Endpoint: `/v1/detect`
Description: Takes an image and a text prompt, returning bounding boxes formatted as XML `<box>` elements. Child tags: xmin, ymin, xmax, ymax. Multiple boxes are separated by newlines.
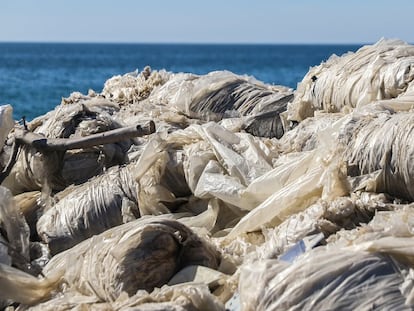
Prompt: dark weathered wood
<box><xmin>14</xmin><ymin>121</ymin><xmax>156</xmax><ymax>151</ymax></box>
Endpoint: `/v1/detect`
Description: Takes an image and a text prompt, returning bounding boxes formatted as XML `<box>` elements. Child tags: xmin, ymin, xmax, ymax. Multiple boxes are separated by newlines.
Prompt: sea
<box><xmin>0</xmin><ymin>43</ymin><xmax>362</xmax><ymax>120</ymax></box>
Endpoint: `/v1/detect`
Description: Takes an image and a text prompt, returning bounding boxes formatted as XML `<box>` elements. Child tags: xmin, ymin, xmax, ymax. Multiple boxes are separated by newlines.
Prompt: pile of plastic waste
<box><xmin>1</xmin><ymin>38</ymin><xmax>414</xmax><ymax>310</ymax></box>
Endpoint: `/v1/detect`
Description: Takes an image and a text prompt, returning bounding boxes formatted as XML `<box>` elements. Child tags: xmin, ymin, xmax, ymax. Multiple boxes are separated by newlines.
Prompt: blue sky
<box><xmin>1</xmin><ymin>0</ymin><xmax>413</xmax><ymax>44</ymax></box>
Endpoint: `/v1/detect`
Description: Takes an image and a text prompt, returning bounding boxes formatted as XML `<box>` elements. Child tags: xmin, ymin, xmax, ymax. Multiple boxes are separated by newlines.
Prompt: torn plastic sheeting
<box><xmin>326</xmin><ymin>207</ymin><xmax>414</xmax><ymax>265</ymax></box>
<box><xmin>228</xmin><ymin>164</ymin><xmax>325</xmax><ymax>238</ymax></box>
<box><xmin>340</xmin><ymin>110</ymin><xmax>414</xmax><ymax>201</ymax></box>
<box><xmin>196</xmin><ymin>122</ymin><xmax>274</xmax><ymax>186</ymax></box>
<box><xmin>228</xmin><ymin>141</ymin><xmax>349</xmax><ymax>238</ymax></box>
<box><xmin>36</xmin><ymin>164</ymin><xmax>138</xmax><ymax>255</ymax></box>
<box><xmin>0</xmin><ymin>186</ymin><xmax>30</xmax><ymax>270</ymax></box>
<box><xmin>276</xmin><ymin>112</ymin><xmax>344</xmax><ymax>154</ymax></box>
<box><xmin>193</xmin><ymin>151</ymin><xmax>316</xmax><ymax>213</ymax></box>
<box><xmin>194</xmin><ymin>160</ymin><xmax>246</xmax><ymax>209</ymax></box>
<box><xmin>244</xmin><ymin>151</ymin><xmax>317</xmax><ymax>203</ymax></box>
<box><xmin>42</xmin><ymin>217</ymin><xmax>221</xmax><ymax>302</ymax></box>
<box><xmin>180</xmin><ymin>122</ymin><xmax>276</xmax><ymax>210</ymax></box>
<box><xmin>0</xmin><ymin>262</ymin><xmax>62</xmax><ymax>305</ymax></box>
<box><xmin>3</xmin><ymin>99</ymin><xmax>133</xmax><ymax>194</ymax></box>
<box><xmin>36</xmin><ymin>135</ymin><xmax>192</xmax><ymax>255</ymax></box>
<box><xmin>288</xmin><ymin>39</ymin><xmax>414</xmax><ymax>121</ymax></box>
<box><xmin>367</xmin><ymin>205</ymin><xmax>414</xmax><ymax>236</ymax></box>
<box><xmin>253</xmin><ymin>192</ymin><xmax>395</xmax><ymax>261</ymax></box>
<box><xmin>0</xmin><ymin>105</ymin><xmax>13</xmax><ymax>152</ymax></box>
<box><xmin>26</xmin><ymin>283</ymin><xmax>225</xmax><ymax>311</ymax></box>
<box><xmin>102</xmin><ymin>67</ymin><xmax>171</xmax><ymax>104</ymax></box>
<box><xmin>165</xmin><ymin>70</ymin><xmax>293</xmax><ymax>138</ymax></box>
<box><xmin>239</xmin><ymin>250</ymin><xmax>413</xmax><ymax>311</ymax></box>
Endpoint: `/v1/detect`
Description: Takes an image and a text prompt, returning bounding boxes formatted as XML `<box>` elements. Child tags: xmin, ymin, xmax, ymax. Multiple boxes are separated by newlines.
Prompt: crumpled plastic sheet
<box><xmin>102</xmin><ymin>67</ymin><xmax>171</xmax><ymax>104</ymax></box>
<box><xmin>41</xmin><ymin>217</ymin><xmax>221</xmax><ymax>301</ymax></box>
<box><xmin>0</xmin><ymin>186</ymin><xmax>30</xmax><ymax>271</ymax></box>
<box><xmin>36</xmin><ymin>164</ymin><xmax>139</xmax><ymax>254</ymax></box>
<box><xmin>239</xmin><ymin>249</ymin><xmax>414</xmax><ymax>311</ymax></box>
<box><xmin>160</xmin><ymin>70</ymin><xmax>293</xmax><ymax>138</ymax></box>
<box><xmin>339</xmin><ymin>109</ymin><xmax>414</xmax><ymax>201</ymax></box>
<box><xmin>276</xmin><ymin>112</ymin><xmax>343</xmax><ymax>154</ymax></box>
<box><xmin>235</xmin><ymin>206</ymin><xmax>414</xmax><ymax>310</ymax></box>
<box><xmin>3</xmin><ymin>40</ymin><xmax>414</xmax><ymax>310</ymax></box>
<box><xmin>0</xmin><ymin>262</ymin><xmax>62</xmax><ymax>306</ymax></box>
<box><xmin>36</xmin><ymin>104</ymin><xmax>414</xmax><ymax>255</ymax></box>
<box><xmin>288</xmin><ymin>38</ymin><xmax>414</xmax><ymax>121</ymax></box>
<box><xmin>253</xmin><ymin>192</ymin><xmax>395</xmax><ymax>260</ymax></box>
<box><xmin>238</xmin><ymin>206</ymin><xmax>414</xmax><ymax>310</ymax></box>
<box><xmin>3</xmin><ymin>97</ymin><xmax>132</xmax><ymax>194</ymax></box>
<box><xmin>327</xmin><ymin>205</ymin><xmax>414</xmax><ymax>249</ymax></box>
<box><xmin>35</xmin><ymin>135</ymin><xmax>194</xmax><ymax>254</ymax></box>
<box><xmin>0</xmin><ymin>105</ymin><xmax>14</xmax><ymax>152</ymax></box>
<box><xmin>35</xmin><ymin>121</ymin><xmax>278</xmax><ymax>254</ymax></box>
<box><xmin>25</xmin><ymin>283</ymin><xmax>224</xmax><ymax>311</ymax></box>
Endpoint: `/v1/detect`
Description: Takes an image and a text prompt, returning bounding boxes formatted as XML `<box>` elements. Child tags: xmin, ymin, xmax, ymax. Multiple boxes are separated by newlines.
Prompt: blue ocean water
<box><xmin>0</xmin><ymin>43</ymin><xmax>362</xmax><ymax>120</ymax></box>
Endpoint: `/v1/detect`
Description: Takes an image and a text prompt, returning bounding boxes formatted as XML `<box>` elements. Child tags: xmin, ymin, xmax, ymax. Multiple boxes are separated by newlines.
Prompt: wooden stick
<box><xmin>14</xmin><ymin>121</ymin><xmax>156</xmax><ymax>151</ymax></box>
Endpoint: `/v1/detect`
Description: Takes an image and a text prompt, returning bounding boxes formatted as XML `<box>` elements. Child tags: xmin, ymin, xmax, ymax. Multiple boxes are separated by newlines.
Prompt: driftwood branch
<box><xmin>14</xmin><ymin>121</ymin><xmax>156</xmax><ymax>151</ymax></box>
<box><xmin>0</xmin><ymin>121</ymin><xmax>155</xmax><ymax>184</ymax></box>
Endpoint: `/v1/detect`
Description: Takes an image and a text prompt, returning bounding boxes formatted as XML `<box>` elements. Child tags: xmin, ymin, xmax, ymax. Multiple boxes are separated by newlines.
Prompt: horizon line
<box><xmin>0</xmin><ymin>40</ymin><xmax>371</xmax><ymax>46</ymax></box>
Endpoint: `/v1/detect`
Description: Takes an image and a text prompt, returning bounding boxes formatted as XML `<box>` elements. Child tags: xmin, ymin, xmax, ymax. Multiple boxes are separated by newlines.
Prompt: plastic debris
<box><xmin>0</xmin><ymin>39</ymin><xmax>414</xmax><ymax>309</ymax></box>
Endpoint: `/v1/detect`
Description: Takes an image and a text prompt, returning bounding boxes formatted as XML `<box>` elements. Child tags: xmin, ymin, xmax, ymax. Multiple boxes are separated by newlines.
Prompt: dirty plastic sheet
<box><xmin>102</xmin><ymin>67</ymin><xmax>171</xmax><ymax>104</ymax></box>
<box><xmin>328</xmin><ymin>206</ymin><xmax>414</xmax><ymax>253</ymax></box>
<box><xmin>228</xmin><ymin>143</ymin><xmax>349</xmax><ymax>237</ymax></box>
<box><xmin>239</xmin><ymin>249</ymin><xmax>414</xmax><ymax>310</ymax></box>
<box><xmin>289</xmin><ymin>39</ymin><xmax>414</xmax><ymax>121</ymax></box>
<box><xmin>0</xmin><ymin>186</ymin><xmax>30</xmax><ymax>269</ymax></box>
<box><xmin>42</xmin><ymin>217</ymin><xmax>221</xmax><ymax>302</ymax></box>
<box><xmin>0</xmin><ymin>262</ymin><xmax>62</xmax><ymax>305</ymax></box>
<box><xmin>253</xmin><ymin>192</ymin><xmax>394</xmax><ymax>260</ymax></box>
<box><xmin>340</xmin><ymin>109</ymin><xmax>414</xmax><ymax>201</ymax></box>
<box><xmin>4</xmin><ymin>98</ymin><xmax>132</xmax><ymax>194</ymax></box>
<box><xmin>154</xmin><ymin>70</ymin><xmax>293</xmax><ymax>138</ymax></box>
<box><xmin>0</xmin><ymin>105</ymin><xmax>13</xmax><ymax>152</ymax></box>
<box><xmin>36</xmin><ymin>135</ymin><xmax>190</xmax><ymax>254</ymax></box>
<box><xmin>36</xmin><ymin>164</ymin><xmax>139</xmax><ymax>254</ymax></box>
<box><xmin>25</xmin><ymin>283</ymin><xmax>224</xmax><ymax>311</ymax></box>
